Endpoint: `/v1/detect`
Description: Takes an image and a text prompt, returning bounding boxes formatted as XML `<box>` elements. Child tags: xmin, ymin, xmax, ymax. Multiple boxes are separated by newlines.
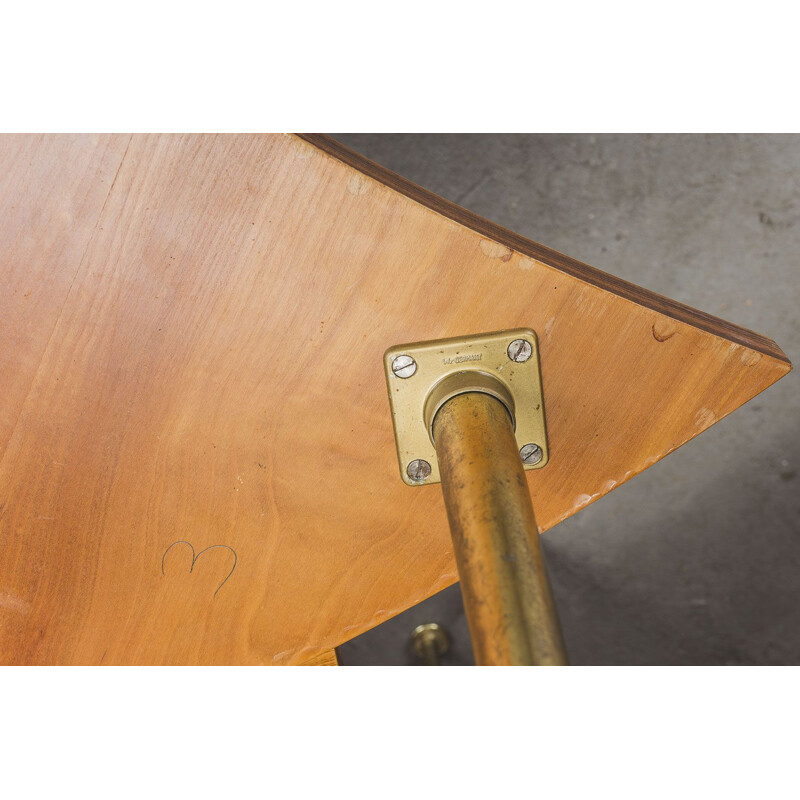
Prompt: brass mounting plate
<box><xmin>383</xmin><ymin>329</ymin><xmax>548</xmax><ymax>486</ymax></box>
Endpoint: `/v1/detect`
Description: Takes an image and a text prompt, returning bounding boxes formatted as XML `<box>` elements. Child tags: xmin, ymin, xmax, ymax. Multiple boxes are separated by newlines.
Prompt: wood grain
<box><xmin>0</xmin><ymin>133</ymin><xmax>790</xmax><ymax>664</ymax></box>
<box><xmin>0</xmin><ymin>134</ymin><xmax>130</xmax><ymax>462</ymax></box>
<box><xmin>300</xmin><ymin>649</ymin><xmax>339</xmax><ymax>666</ymax></box>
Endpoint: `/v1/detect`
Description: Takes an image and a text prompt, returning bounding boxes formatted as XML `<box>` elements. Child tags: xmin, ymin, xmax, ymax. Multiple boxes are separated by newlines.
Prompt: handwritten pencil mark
<box><xmin>161</xmin><ymin>540</ymin><xmax>238</xmax><ymax>598</ymax></box>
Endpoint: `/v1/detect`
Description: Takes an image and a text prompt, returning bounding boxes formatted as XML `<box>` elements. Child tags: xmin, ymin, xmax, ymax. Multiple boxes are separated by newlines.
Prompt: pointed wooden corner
<box><xmin>299</xmin><ymin>133</ymin><xmax>791</xmax><ymax>531</ymax></box>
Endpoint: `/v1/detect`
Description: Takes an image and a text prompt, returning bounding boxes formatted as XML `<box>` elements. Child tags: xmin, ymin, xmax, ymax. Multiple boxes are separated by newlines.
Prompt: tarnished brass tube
<box><xmin>432</xmin><ymin>392</ymin><xmax>568</xmax><ymax>666</ymax></box>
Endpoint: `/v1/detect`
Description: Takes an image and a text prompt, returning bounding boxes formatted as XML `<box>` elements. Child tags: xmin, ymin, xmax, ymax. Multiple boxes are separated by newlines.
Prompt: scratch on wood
<box><xmin>652</xmin><ymin>319</ymin><xmax>677</xmax><ymax>342</ymax></box>
<box><xmin>161</xmin><ymin>540</ymin><xmax>238</xmax><ymax>598</ymax></box>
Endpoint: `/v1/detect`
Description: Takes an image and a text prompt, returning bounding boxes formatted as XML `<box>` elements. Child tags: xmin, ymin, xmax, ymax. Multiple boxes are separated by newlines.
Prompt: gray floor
<box><xmin>333</xmin><ymin>134</ymin><xmax>799</xmax><ymax>666</ymax></box>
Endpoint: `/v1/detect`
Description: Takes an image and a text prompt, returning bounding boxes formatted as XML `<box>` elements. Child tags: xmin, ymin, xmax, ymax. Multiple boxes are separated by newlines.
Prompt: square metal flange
<box><xmin>383</xmin><ymin>328</ymin><xmax>548</xmax><ymax>486</ymax></box>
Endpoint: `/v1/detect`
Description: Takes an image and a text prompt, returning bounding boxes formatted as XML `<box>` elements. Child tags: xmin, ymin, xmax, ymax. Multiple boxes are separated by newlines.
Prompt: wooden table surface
<box><xmin>0</xmin><ymin>134</ymin><xmax>790</xmax><ymax>664</ymax></box>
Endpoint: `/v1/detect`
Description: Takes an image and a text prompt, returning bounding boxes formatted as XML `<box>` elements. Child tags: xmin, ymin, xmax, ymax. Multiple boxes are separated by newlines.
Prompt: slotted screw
<box><xmin>406</xmin><ymin>459</ymin><xmax>431</xmax><ymax>482</ymax></box>
<box><xmin>507</xmin><ymin>339</ymin><xmax>533</xmax><ymax>363</ymax></box>
<box><xmin>520</xmin><ymin>443</ymin><xmax>543</xmax><ymax>465</ymax></box>
<box><xmin>392</xmin><ymin>354</ymin><xmax>417</xmax><ymax>378</ymax></box>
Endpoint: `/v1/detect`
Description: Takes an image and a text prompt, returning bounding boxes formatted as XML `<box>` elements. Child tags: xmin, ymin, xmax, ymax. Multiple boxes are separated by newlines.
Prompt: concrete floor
<box><xmin>333</xmin><ymin>134</ymin><xmax>800</xmax><ymax>665</ymax></box>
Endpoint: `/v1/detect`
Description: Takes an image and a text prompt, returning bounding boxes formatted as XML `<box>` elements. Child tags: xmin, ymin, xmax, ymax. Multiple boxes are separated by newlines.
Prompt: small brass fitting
<box><xmin>383</xmin><ymin>329</ymin><xmax>548</xmax><ymax>486</ymax></box>
<box><xmin>411</xmin><ymin>623</ymin><xmax>450</xmax><ymax>666</ymax></box>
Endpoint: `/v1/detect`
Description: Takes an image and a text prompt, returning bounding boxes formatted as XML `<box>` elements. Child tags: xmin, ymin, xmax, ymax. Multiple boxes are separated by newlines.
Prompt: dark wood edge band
<box><xmin>297</xmin><ymin>133</ymin><xmax>790</xmax><ymax>366</ymax></box>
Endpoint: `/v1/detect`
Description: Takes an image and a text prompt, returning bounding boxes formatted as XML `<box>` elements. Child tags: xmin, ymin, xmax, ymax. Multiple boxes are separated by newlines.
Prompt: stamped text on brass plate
<box><xmin>383</xmin><ymin>329</ymin><xmax>549</xmax><ymax>486</ymax></box>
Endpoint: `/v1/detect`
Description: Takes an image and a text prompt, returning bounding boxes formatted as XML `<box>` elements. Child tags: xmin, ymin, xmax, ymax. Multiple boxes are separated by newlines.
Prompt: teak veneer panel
<box><xmin>0</xmin><ymin>134</ymin><xmax>790</xmax><ymax>664</ymax></box>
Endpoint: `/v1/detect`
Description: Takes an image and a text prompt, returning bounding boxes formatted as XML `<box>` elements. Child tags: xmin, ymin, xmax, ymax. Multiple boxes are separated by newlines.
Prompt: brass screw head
<box><xmin>391</xmin><ymin>354</ymin><xmax>417</xmax><ymax>378</ymax></box>
<box><xmin>520</xmin><ymin>443</ymin><xmax>543</xmax><ymax>465</ymax></box>
<box><xmin>406</xmin><ymin>459</ymin><xmax>431</xmax><ymax>482</ymax></box>
<box><xmin>507</xmin><ymin>338</ymin><xmax>533</xmax><ymax>362</ymax></box>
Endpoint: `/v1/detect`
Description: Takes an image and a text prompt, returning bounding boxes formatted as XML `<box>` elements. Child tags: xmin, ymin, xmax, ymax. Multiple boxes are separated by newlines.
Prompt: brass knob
<box><xmin>410</xmin><ymin>623</ymin><xmax>450</xmax><ymax>665</ymax></box>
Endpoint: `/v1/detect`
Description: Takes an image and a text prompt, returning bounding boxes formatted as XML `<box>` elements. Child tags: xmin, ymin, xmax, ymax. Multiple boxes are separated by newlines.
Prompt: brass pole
<box><xmin>432</xmin><ymin>392</ymin><xmax>568</xmax><ymax>665</ymax></box>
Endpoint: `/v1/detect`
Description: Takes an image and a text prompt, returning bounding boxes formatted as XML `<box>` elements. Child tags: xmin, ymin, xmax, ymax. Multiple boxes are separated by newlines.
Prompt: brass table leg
<box><xmin>432</xmin><ymin>392</ymin><xmax>568</xmax><ymax>666</ymax></box>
